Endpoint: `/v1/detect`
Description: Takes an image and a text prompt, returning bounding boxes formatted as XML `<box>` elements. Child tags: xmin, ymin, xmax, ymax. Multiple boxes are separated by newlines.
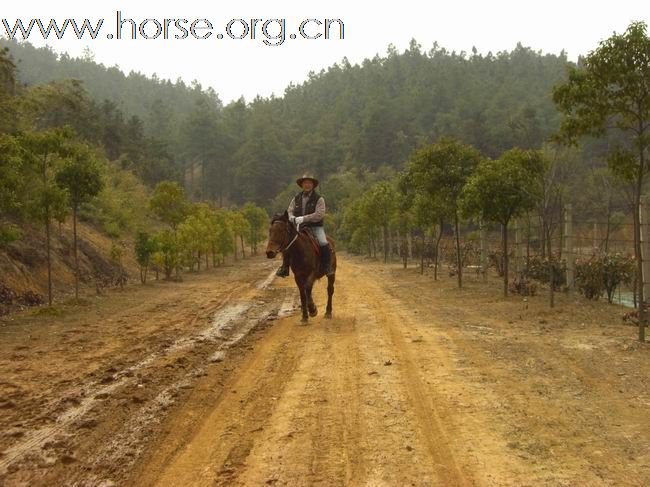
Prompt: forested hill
<box><xmin>1</xmin><ymin>38</ymin><xmax>572</xmax><ymax>207</ymax></box>
<box><xmin>0</xmin><ymin>39</ymin><xmax>210</xmax><ymax>137</ymax></box>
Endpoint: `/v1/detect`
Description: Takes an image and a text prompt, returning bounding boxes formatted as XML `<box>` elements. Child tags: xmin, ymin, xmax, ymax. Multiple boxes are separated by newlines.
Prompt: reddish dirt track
<box><xmin>1</xmin><ymin>254</ymin><xmax>649</xmax><ymax>486</ymax></box>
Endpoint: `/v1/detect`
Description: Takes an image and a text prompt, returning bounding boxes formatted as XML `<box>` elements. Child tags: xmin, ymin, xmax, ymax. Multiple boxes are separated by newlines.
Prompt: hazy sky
<box><xmin>2</xmin><ymin>1</ymin><xmax>649</xmax><ymax>103</ymax></box>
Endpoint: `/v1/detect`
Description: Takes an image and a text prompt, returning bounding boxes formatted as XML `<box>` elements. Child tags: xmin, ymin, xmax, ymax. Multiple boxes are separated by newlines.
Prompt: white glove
<box><xmin>295</xmin><ymin>216</ymin><xmax>305</xmax><ymax>225</ymax></box>
<box><xmin>289</xmin><ymin>215</ymin><xmax>296</xmax><ymax>223</ymax></box>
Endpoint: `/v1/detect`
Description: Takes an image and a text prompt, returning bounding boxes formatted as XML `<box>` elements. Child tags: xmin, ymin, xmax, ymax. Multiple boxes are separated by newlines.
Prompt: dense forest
<box><xmin>1</xmin><ymin>38</ymin><xmax>575</xmax><ymax>208</ymax></box>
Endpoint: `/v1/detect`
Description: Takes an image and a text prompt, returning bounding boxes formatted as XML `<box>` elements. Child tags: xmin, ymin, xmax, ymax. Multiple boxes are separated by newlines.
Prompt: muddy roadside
<box><xmin>0</xmin><ymin>256</ymin><xmax>294</xmax><ymax>486</ymax></box>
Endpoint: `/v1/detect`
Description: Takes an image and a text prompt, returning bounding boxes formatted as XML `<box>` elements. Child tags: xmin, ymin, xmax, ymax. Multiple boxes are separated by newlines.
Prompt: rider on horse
<box><xmin>276</xmin><ymin>173</ymin><xmax>334</xmax><ymax>278</ymax></box>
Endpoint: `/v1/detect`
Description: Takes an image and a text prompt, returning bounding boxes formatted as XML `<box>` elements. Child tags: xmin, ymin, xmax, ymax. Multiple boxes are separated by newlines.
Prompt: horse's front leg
<box><xmin>295</xmin><ymin>276</ymin><xmax>309</xmax><ymax>323</ymax></box>
<box><xmin>307</xmin><ymin>279</ymin><xmax>317</xmax><ymax>317</ymax></box>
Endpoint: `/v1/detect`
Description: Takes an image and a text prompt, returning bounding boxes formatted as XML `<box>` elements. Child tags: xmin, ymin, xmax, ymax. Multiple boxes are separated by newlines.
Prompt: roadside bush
<box><xmin>575</xmin><ymin>253</ymin><xmax>634</xmax><ymax>302</ymax></box>
<box><xmin>526</xmin><ymin>255</ymin><xmax>566</xmax><ymax>290</ymax></box>
<box><xmin>575</xmin><ymin>257</ymin><xmax>603</xmax><ymax>299</ymax></box>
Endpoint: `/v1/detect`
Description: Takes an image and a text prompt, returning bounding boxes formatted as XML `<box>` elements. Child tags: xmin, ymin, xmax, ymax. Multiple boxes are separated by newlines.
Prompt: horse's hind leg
<box><xmin>324</xmin><ymin>274</ymin><xmax>335</xmax><ymax>319</ymax></box>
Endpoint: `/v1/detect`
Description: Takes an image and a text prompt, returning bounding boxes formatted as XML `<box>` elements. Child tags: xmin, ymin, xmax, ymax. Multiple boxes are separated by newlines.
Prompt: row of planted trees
<box><xmin>2</xmin><ymin>120</ymin><xmax>269</xmax><ymax>306</ymax></box>
<box><xmin>339</xmin><ymin>138</ymin><xmax>544</xmax><ymax>295</ymax></box>
<box><xmin>339</xmin><ymin>138</ymin><xmax>641</xmax><ymax>335</ymax></box>
<box><xmin>135</xmin><ymin>181</ymin><xmax>268</xmax><ymax>284</ymax></box>
<box><xmin>338</xmin><ymin>21</ymin><xmax>650</xmax><ymax>342</ymax></box>
<box><xmin>1</xmin><ymin>126</ymin><xmax>105</xmax><ymax>305</ymax></box>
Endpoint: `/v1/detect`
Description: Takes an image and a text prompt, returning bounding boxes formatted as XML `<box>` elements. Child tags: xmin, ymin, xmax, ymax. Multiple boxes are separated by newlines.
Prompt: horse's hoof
<box><xmin>309</xmin><ymin>308</ymin><xmax>318</xmax><ymax>317</ymax></box>
<box><xmin>324</xmin><ymin>312</ymin><xmax>332</xmax><ymax>319</ymax></box>
<box><xmin>300</xmin><ymin>318</ymin><xmax>309</xmax><ymax>325</ymax></box>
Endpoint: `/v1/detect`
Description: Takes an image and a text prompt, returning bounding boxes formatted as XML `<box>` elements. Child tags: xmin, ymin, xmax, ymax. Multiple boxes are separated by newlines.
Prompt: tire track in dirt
<box><xmin>378</xmin><ymin>302</ymin><xmax>469</xmax><ymax>486</ymax></box>
<box><xmin>0</xmin><ymin>281</ymin><xmax>244</xmax><ymax>476</ymax></box>
<box><xmin>351</xmin><ymin>270</ymin><xmax>471</xmax><ymax>487</ymax></box>
<box><xmin>132</xmin><ymin>255</ymin><xmax>473</xmax><ymax>486</ymax></box>
<box><xmin>0</xmin><ymin>265</ymin><xmax>261</xmax><ymax>441</ymax></box>
<box><xmin>0</xmin><ymin>262</ymin><xmax>289</xmax><ymax>484</ymax></box>
<box><xmin>131</xmin><ymin>293</ymin><xmax>303</xmax><ymax>487</ymax></box>
<box><xmin>9</xmin><ymin>253</ymin><xmax>644</xmax><ymax>485</ymax></box>
<box><xmin>231</xmin><ymin>309</ymin><xmax>366</xmax><ymax>486</ymax></box>
<box><xmin>80</xmin><ymin>291</ymin><xmax>299</xmax><ymax>486</ymax></box>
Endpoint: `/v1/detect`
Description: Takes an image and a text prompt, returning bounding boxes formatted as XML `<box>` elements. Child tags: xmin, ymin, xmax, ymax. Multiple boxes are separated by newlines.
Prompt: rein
<box><xmin>274</xmin><ymin>220</ymin><xmax>301</xmax><ymax>253</ymax></box>
<box><xmin>281</xmin><ymin>232</ymin><xmax>299</xmax><ymax>252</ymax></box>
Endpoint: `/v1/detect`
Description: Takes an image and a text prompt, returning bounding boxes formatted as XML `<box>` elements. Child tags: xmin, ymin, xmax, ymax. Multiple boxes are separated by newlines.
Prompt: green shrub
<box><xmin>526</xmin><ymin>255</ymin><xmax>566</xmax><ymax>290</ymax></box>
<box><xmin>575</xmin><ymin>253</ymin><xmax>634</xmax><ymax>302</ymax></box>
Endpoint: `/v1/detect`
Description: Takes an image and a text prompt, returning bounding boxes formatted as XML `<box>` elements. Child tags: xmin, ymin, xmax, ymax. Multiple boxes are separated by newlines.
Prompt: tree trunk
<box><xmin>549</xmin><ymin>257</ymin><xmax>555</xmax><ymax>308</ymax></box>
<box><xmin>539</xmin><ymin>215</ymin><xmax>546</xmax><ymax>259</ymax></box>
<box><xmin>173</xmin><ymin>227</ymin><xmax>180</xmax><ymax>278</ymax></box>
<box><xmin>454</xmin><ymin>211</ymin><xmax>462</xmax><ymax>288</ymax></box>
<box><xmin>45</xmin><ymin>208</ymin><xmax>52</xmax><ymax>306</ymax></box>
<box><xmin>42</xmin><ymin>154</ymin><xmax>53</xmax><ymax>306</ymax></box>
<box><xmin>434</xmin><ymin>219</ymin><xmax>444</xmax><ymax>281</ymax></box>
<box><xmin>635</xmin><ymin>144</ymin><xmax>645</xmax><ymax>342</ymax></box>
<box><xmin>420</xmin><ymin>235</ymin><xmax>425</xmax><ymax>275</ymax></box>
<box><xmin>73</xmin><ymin>205</ymin><xmax>79</xmax><ymax>300</ymax></box>
<box><xmin>240</xmin><ymin>235</ymin><xmax>245</xmax><ymax>258</ymax></box>
<box><xmin>502</xmin><ymin>223</ymin><xmax>509</xmax><ymax>297</ymax></box>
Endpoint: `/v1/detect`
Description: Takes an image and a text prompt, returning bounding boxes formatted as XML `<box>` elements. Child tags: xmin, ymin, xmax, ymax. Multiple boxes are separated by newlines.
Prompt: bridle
<box><xmin>272</xmin><ymin>219</ymin><xmax>300</xmax><ymax>253</ymax></box>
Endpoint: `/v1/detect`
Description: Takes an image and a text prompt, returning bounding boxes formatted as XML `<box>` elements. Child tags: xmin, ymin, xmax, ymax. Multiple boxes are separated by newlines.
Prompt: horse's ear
<box><xmin>282</xmin><ymin>210</ymin><xmax>289</xmax><ymax>220</ymax></box>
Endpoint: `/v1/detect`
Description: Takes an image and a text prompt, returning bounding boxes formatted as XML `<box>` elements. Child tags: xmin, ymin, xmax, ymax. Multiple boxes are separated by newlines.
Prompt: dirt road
<box><xmin>1</xmin><ymin>254</ymin><xmax>649</xmax><ymax>486</ymax></box>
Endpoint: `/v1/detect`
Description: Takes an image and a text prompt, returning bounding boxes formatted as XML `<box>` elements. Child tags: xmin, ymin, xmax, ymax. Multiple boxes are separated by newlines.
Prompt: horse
<box><xmin>266</xmin><ymin>211</ymin><xmax>336</xmax><ymax>323</ymax></box>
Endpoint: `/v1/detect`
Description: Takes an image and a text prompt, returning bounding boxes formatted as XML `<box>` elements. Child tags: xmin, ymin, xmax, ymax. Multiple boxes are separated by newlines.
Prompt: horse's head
<box><xmin>266</xmin><ymin>211</ymin><xmax>292</xmax><ymax>258</ymax></box>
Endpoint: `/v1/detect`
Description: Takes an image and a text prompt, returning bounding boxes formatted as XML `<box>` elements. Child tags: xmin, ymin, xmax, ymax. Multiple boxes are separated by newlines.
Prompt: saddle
<box><xmin>299</xmin><ymin>227</ymin><xmax>331</xmax><ymax>256</ymax></box>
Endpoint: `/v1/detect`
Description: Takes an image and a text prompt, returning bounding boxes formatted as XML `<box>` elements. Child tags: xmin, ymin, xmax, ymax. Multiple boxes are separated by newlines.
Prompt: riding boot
<box><xmin>319</xmin><ymin>244</ymin><xmax>334</xmax><ymax>276</ymax></box>
<box><xmin>276</xmin><ymin>251</ymin><xmax>290</xmax><ymax>277</ymax></box>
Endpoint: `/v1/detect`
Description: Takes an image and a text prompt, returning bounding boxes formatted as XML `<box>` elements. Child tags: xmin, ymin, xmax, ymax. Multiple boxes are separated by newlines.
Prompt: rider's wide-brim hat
<box><xmin>296</xmin><ymin>174</ymin><xmax>319</xmax><ymax>188</ymax></box>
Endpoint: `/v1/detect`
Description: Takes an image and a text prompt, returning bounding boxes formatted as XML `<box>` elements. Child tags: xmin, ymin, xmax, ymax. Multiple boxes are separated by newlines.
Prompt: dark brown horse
<box><xmin>266</xmin><ymin>211</ymin><xmax>336</xmax><ymax>323</ymax></box>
